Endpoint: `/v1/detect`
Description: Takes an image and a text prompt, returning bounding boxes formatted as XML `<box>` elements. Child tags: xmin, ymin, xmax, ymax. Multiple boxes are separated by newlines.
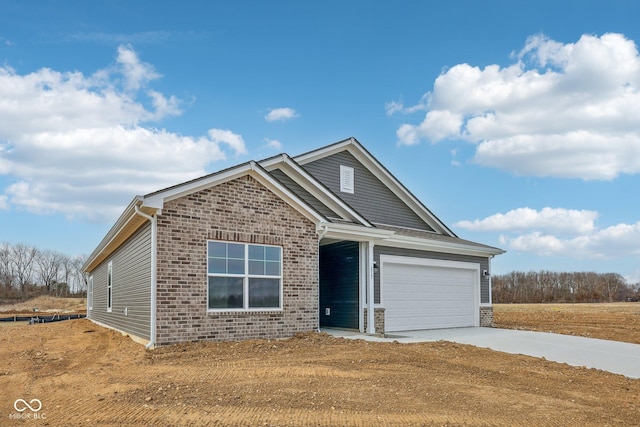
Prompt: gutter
<box><xmin>316</xmin><ymin>223</ymin><xmax>329</xmax><ymax>240</ymax></box>
<box><xmin>134</xmin><ymin>205</ymin><xmax>158</xmax><ymax>350</ymax></box>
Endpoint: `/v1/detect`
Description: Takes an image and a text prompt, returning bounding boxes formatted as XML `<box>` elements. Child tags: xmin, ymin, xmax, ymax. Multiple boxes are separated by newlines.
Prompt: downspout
<box><xmin>135</xmin><ymin>205</ymin><xmax>157</xmax><ymax>350</ymax></box>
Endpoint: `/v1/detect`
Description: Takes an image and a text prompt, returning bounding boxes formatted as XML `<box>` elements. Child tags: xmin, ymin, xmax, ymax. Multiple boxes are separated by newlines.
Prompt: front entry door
<box><xmin>319</xmin><ymin>241</ymin><xmax>359</xmax><ymax>329</ymax></box>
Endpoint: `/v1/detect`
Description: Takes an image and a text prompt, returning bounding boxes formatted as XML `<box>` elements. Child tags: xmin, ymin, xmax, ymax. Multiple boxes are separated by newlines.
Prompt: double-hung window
<box><xmin>207</xmin><ymin>241</ymin><xmax>282</xmax><ymax>310</ymax></box>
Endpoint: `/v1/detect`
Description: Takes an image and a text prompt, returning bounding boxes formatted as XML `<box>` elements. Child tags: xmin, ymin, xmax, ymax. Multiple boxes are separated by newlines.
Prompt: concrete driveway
<box><xmin>323</xmin><ymin>327</ymin><xmax>640</xmax><ymax>379</ymax></box>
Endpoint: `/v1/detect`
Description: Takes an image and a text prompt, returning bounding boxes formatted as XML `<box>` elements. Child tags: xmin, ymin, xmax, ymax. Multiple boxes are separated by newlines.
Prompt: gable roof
<box><xmin>83</xmin><ymin>160</ymin><xmax>327</xmax><ymax>272</ymax></box>
<box><xmin>142</xmin><ymin>160</ymin><xmax>326</xmax><ymax>225</ymax></box>
<box><xmin>84</xmin><ymin>137</ymin><xmax>504</xmax><ymax>272</ymax></box>
<box><xmin>294</xmin><ymin>137</ymin><xmax>457</xmax><ymax>237</ymax></box>
<box><xmin>259</xmin><ymin>153</ymin><xmax>372</xmax><ymax>227</ymax></box>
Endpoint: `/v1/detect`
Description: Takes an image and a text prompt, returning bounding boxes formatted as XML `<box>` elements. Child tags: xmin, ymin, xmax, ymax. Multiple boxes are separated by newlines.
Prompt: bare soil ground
<box><xmin>494</xmin><ymin>302</ymin><xmax>640</xmax><ymax>344</ymax></box>
<box><xmin>1</xmin><ymin>304</ymin><xmax>639</xmax><ymax>426</ymax></box>
<box><xmin>0</xmin><ymin>296</ymin><xmax>86</xmax><ymax>316</ymax></box>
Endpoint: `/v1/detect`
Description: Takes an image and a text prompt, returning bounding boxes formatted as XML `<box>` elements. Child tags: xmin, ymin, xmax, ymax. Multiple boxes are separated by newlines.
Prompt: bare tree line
<box><xmin>0</xmin><ymin>242</ymin><xmax>88</xmax><ymax>300</ymax></box>
<box><xmin>492</xmin><ymin>270</ymin><xmax>640</xmax><ymax>303</ymax></box>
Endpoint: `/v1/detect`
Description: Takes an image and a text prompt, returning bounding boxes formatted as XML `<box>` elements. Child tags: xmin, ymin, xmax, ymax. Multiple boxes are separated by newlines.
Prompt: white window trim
<box><xmin>88</xmin><ymin>275</ymin><xmax>93</xmax><ymax>311</ymax></box>
<box><xmin>107</xmin><ymin>261</ymin><xmax>113</xmax><ymax>313</ymax></box>
<box><xmin>207</xmin><ymin>241</ymin><xmax>283</xmax><ymax>312</ymax></box>
<box><xmin>340</xmin><ymin>165</ymin><xmax>354</xmax><ymax>194</ymax></box>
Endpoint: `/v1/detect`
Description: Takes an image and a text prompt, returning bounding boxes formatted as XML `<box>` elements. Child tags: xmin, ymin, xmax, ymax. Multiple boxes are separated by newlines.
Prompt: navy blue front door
<box><xmin>319</xmin><ymin>241</ymin><xmax>359</xmax><ymax>329</ymax></box>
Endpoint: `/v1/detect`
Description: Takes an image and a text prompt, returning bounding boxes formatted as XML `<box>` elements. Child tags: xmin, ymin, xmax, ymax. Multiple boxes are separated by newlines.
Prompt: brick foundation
<box><xmin>363</xmin><ymin>307</ymin><xmax>385</xmax><ymax>334</ymax></box>
<box><xmin>480</xmin><ymin>306</ymin><xmax>493</xmax><ymax>327</ymax></box>
<box><xmin>155</xmin><ymin>175</ymin><xmax>319</xmax><ymax>346</ymax></box>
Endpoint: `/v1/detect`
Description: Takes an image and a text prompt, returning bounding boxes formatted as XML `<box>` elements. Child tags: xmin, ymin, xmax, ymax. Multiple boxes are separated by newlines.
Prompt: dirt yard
<box><xmin>494</xmin><ymin>302</ymin><xmax>640</xmax><ymax>344</ymax></box>
<box><xmin>0</xmin><ymin>296</ymin><xmax>86</xmax><ymax>316</ymax></box>
<box><xmin>1</xmin><ymin>304</ymin><xmax>639</xmax><ymax>426</ymax></box>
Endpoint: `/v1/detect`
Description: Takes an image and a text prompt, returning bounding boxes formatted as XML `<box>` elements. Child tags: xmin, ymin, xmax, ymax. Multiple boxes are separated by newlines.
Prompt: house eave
<box><xmin>318</xmin><ymin>222</ymin><xmax>395</xmax><ymax>242</ymax></box>
<box><xmin>84</xmin><ymin>162</ymin><xmax>328</xmax><ymax>273</ymax></box>
<box><xmin>294</xmin><ymin>137</ymin><xmax>456</xmax><ymax>237</ymax></box>
<box><xmin>83</xmin><ymin>198</ymin><xmax>158</xmax><ymax>273</ymax></box>
<box><xmin>381</xmin><ymin>234</ymin><xmax>506</xmax><ymax>258</ymax></box>
<box><xmin>260</xmin><ymin>154</ymin><xmax>372</xmax><ymax>227</ymax></box>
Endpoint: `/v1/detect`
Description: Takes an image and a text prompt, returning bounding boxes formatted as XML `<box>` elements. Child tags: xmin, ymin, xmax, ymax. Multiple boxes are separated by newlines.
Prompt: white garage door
<box><xmin>381</xmin><ymin>255</ymin><xmax>480</xmax><ymax>332</ymax></box>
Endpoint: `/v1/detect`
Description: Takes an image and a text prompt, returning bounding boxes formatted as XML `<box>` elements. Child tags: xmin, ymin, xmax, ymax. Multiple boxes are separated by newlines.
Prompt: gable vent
<box><xmin>340</xmin><ymin>165</ymin><xmax>354</xmax><ymax>194</ymax></box>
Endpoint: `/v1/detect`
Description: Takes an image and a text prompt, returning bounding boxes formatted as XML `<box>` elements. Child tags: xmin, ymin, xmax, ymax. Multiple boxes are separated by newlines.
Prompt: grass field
<box><xmin>0</xmin><ymin>295</ymin><xmax>86</xmax><ymax>314</ymax></box>
<box><xmin>493</xmin><ymin>302</ymin><xmax>640</xmax><ymax>344</ymax></box>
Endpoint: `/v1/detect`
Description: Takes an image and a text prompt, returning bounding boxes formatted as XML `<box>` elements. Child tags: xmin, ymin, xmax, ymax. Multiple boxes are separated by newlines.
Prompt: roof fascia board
<box><xmin>262</xmin><ymin>155</ymin><xmax>372</xmax><ymax>226</ymax></box>
<box><xmin>83</xmin><ymin>196</ymin><xmax>147</xmax><ymax>272</ymax></box>
<box><xmin>294</xmin><ymin>138</ymin><xmax>353</xmax><ymax>165</ymax></box>
<box><xmin>318</xmin><ymin>222</ymin><xmax>395</xmax><ymax>242</ymax></box>
<box><xmin>343</xmin><ymin>141</ymin><xmax>455</xmax><ymax>236</ymax></box>
<box><xmin>145</xmin><ymin>161</ymin><xmax>327</xmax><ymax>224</ymax></box>
<box><xmin>382</xmin><ymin>234</ymin><xmax>506</xmax><ymax>257</ymax></box>
<box><xmin>85</xmin><ymin>162</ymin><xmax>328</xmax><ymax>273</ymax></box>
<box><xmin>247</xmin><ymin>164</ymin><xmax>328</xmax><ymax>224</ymax></box>
<box><xmin>144</xmin><ymin>163</ymin><xmax>254</xmax><ymax>208</ymax></box>
<box><xmin>295</xmin><ymin>137</ymin><xmax>456</xmax><ymax>237</ymax></box>
<box><xmin>317</xmin><ymin>221</ymin><xmax>504</xmax><ymax>256</ymax></box>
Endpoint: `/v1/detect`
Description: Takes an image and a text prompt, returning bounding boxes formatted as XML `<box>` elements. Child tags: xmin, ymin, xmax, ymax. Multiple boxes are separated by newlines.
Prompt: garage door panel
<box><xmin>382</xmin><ymin>258</ymin><xmax>479</xmax><ymax>332</ymax></box>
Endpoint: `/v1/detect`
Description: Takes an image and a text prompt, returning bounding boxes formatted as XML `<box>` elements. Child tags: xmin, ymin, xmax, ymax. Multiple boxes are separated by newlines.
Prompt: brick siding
<box><xmin>155</xmin><ymin>175</ymin><xmax>319</xmax><ymax>345</ymax></box>
<box><xmin>479</xmin><ymin>306</ymin><xmax>493</xmax><ymax>327</ymax></box>
<box><xmin>363</xmin><ymin>307</ymin><xmax>385</xmax><ymax>334</ymax></box>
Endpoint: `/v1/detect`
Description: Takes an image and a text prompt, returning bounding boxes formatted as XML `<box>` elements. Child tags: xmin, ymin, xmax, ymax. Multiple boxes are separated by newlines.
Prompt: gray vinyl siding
<box><xmin>268</xmin><ymin>169</ymin><xmax>337</xmax><ymax>219</ymax></box>
<box><xmin>374</xmin><ymin>246</ymin><xmax>491</xmax><ymax>304</ymax></box>
<box><xmin>89</xmin><ymin>222</ymin><xmax>152</xmax><ymax>340</ymax></box>
<box><xmin>303</xmin><ymin>151</ymin><xmax>434</xmax><ymax>231</ymax></box>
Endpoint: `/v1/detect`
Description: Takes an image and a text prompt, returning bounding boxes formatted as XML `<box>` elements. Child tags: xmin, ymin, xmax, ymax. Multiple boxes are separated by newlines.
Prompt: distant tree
<box><xmin>0</xmin><ymin>242</ymin><xmax>14</xmax><ymax>293</ymax></box>
<box><xmin>11</xmin><ymin>244</ymin><xmax>39</xmax><ymax>295</ymax></box>
<box><xmin>0</xmin><ymin>243</ymin><xmax>89</xmax><ymax>299</ymax></box>
<box><xmin>492</xmin><ymin>270</ymin><xmax>634</xmax><ymax>303</ymax></box>
<box><xmin>70</xmin><ymin>254</ymin><xmax>88</xmax><ymax>294</ymax></box>
<box><xmin>36</xmin><ymin>249</ymin><xmax>64</xmax><ymax>294</ymax></box>
<box><xmin>52</xmin><ymin>281</ymin><xmax>70</xmax><ymax>296</ymax></box>
<box><xmin>599</xmin><ymin>273</ymin><xmax>625</xmax><ymax>302</ymax></box>
<box><xmin>59</xmin><ymin>254</ymin><xmax>73</xmax><ymax>296</ymax></box>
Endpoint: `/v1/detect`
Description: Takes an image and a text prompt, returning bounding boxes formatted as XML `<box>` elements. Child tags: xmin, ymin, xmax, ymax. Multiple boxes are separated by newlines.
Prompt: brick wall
<box><xmin>155</xmin><ymin>175</ymin><xmax>319</xmax><ymax>345</ymax></box>
<box><xmin>479</xmin><ymin>306</ymin><xmax>493</xmax><ymax>327</ymax></box>
<box><xmin>363</xmin><ymin>307</ymin><xmax>385</xmax><ymax>334</ymax></box>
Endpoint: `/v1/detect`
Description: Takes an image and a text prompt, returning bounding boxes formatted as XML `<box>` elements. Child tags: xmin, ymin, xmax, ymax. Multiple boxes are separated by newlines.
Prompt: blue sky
<box><xmin>1</xmin><ymin>1</ymin><xmax>639</xmax><ymax>282</ymax></box>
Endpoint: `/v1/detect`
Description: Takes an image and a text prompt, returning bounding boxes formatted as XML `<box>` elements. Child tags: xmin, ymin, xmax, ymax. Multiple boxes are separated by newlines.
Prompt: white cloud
<box><xmin>500</xmin><ymin>221</ymin><xmax>640</xmax><ymax>258</ymax></box>
<box><xmin>263</xmin><ymin>138</ymin><xmax>282</xmax><ymax>150</ymax></box>
<box><xmin>208</xmin><ymin>129</ymin><xmax>247</xmax><ymax>155</ymax></box>
<box><xmin>450</xmin><ymin>148</ymin><xmax>461</xmax><ymax>167</ymax></box>
<box><xmin>385</xmin><ymin>100</ymin><xmax>405</xmax><ymax>116</ymax></box>
<box><xmin>462</xmin><ymin>207</ymin><xmax>640</xmax><ymax>259</ymax></box>
<box><xmin>265</xmin><ymin>107</ymin><xmax>298</xmax><ymax>122</ymax></box>
<box><xmin>116</xmin><ymin>44</ymin><xmax>160</xmax><ymax>91</ymax></box>
<box><xmin>456</xmin><ymin>207</ymin><xmax>598</xmax><ymax>235</ymax></box>
<box><xmin>397</xmin><ymin>110</ymin><xmax>462</xmax><ymax>145</ymax></box>
<box><xmin>0</xmin><ymin>46</ymin><xmax>246</xmax><ymax>222</ymax></box>
<box><xmin>394</xmin><ymin>33</ymin><xmax>640</xmax><ymax>180</ymax></box>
